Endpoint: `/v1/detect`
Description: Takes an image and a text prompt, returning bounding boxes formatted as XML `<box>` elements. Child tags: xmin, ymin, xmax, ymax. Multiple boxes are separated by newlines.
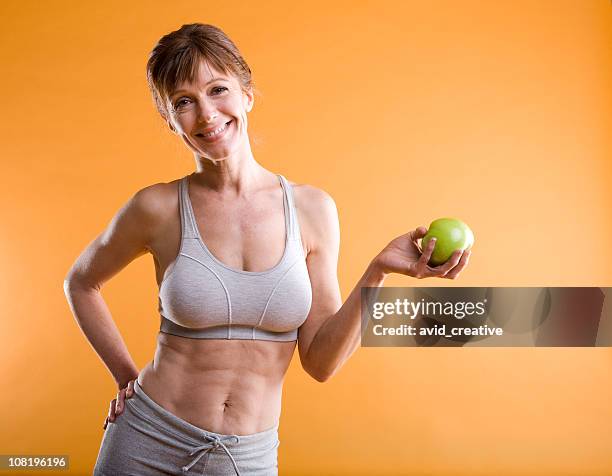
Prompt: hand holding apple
<box><xmin>421</xmin><ymin>218</ymin><xmax>474</xmax><ymax>266</ymax></box>
<box><xmin>373</xmin><ymin>222</ymin><xmax>472</xmax><ymax>280</ymax></box>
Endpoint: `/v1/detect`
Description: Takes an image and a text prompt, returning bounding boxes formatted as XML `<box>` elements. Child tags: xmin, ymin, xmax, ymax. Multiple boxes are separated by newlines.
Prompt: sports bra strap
<box><xmin>178</xmin><ymin>176</ymin><xmax>198</xmax><ymax>239</ymax></box>
<box><xmin>277</xmin><ymin>174</ymin><xmax>301</xmax><ymax>242</ymax></box>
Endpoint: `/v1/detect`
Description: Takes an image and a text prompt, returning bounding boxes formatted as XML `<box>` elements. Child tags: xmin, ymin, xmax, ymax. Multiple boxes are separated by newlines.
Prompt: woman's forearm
<box><xmin>305</xmin><ymin>260</ymin><xmax>386</xmax><ymax>382</ymax></box>
<box><xmin>63</xmin><ymin>280</ymin><xmax>139</xmax><ymax>390</ymax></box>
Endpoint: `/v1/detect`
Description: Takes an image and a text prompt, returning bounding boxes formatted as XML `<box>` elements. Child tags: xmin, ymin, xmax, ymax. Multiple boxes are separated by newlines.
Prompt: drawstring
<box><xmin>181</xmin><ymin>434</ymin><xmax>241</xmax><ymax>475</ymax></box>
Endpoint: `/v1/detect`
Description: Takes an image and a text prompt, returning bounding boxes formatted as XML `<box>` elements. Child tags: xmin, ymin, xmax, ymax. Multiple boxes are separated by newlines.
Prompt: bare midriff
<box><xmin>138</xmin><ymin>332</ymin><xmax>297</xmax><ymax>436</ymax></box>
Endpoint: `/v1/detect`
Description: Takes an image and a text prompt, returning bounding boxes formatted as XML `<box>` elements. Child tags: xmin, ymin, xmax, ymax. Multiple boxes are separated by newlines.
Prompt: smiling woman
<box><xmin>145</xmin><ymin>24</ymin><xmax>257</xmax><ymax>166</ymax></box>
<box><xmin>62</xmin><ymin>22</ymin><xmax>471</xmax><ymax>476</ymax></box>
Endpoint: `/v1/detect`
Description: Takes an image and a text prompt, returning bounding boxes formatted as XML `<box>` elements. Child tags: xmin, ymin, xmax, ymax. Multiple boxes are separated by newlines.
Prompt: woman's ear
<box><xmin>243</xmin><ymin>89</ymin><xmax>254</xmax><ymax>113</ymax></box>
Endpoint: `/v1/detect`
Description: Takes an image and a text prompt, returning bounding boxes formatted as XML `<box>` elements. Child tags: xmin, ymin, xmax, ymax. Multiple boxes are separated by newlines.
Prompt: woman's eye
<box><xmin>175</xmin><ymin>98</ymin><xmax>191</xmax><ymax>109</ymax></box>
<box><xmin>173</xmin><ymin>87</ymin><xmax>226</xmax><ymax>110</ymax></box>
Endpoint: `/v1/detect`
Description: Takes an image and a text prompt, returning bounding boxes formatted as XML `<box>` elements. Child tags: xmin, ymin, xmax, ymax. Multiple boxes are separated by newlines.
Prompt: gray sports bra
<box><xmin>158</xmin><ymin>174</ymin><xmax>312</xmax><ymax>341</ymax></box>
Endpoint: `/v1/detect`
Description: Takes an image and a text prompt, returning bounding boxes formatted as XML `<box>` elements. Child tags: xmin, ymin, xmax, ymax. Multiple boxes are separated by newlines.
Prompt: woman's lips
<box><xmin>196</xmin><ymin>120</ymin><xmax>232</xmax><ymax>143</ymax></box>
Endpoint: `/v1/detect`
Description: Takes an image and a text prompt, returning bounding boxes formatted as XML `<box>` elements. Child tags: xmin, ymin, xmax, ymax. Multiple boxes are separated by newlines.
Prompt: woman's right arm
<box><xmin>63</xmin><ymin>186</ymin><xmax>161</xmax><ymax>391</ymax></box>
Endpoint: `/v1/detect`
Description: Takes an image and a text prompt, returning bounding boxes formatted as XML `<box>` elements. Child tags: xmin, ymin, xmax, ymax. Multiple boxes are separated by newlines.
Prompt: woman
<box><xmin>63</xmin><ymin>23</ymin><xmax>471</xmax><ymax>476</ymax></box>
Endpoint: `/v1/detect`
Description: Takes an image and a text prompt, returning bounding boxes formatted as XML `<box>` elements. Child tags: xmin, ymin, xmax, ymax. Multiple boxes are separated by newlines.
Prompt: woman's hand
<box><xmin>103</xmin><ymin>379</ymin><xmax>136</xmax><ymax>430</ymax></box>
<box><xmin>373</xmin><ymin>226</ymin><xmax>471</xmax><ymax>279</ymax></box>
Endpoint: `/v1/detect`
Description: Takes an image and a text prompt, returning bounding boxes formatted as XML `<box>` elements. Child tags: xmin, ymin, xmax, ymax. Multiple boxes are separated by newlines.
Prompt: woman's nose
<box><xmin>196</xmin><ymin>102</ymin><xmax>218</xmax><ymax>124</ymax></box>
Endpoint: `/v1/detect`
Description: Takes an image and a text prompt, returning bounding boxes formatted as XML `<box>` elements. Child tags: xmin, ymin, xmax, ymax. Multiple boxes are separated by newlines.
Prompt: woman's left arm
<box><xmin>297</xmin><ymin>188</ymin><xmax>471</xmax><ymax>383</ymax></box>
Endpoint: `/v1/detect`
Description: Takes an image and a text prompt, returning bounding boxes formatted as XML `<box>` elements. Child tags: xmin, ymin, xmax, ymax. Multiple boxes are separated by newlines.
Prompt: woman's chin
<box><xmin>199</xmin><ymin>151</ymin><xmax>231</xmax><ymax>164</ymax></box>
<box><xmin>209</xmin><ymin>155</ymin><xmax>230</xmax><ymax>165</ymax></box>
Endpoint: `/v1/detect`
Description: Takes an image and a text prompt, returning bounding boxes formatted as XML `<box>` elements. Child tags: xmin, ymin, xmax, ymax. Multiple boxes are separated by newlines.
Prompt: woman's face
<box><xmin>166</xmin><ymin>60</ymin><xmax>253</xmax><ymax>161</ymax></box>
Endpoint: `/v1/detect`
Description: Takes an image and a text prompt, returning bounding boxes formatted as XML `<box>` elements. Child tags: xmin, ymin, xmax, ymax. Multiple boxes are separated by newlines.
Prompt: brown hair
<box><xmin>146</xmin><ymin>23</ymin><xmax>255</xmax><ymax>120</ymax></box>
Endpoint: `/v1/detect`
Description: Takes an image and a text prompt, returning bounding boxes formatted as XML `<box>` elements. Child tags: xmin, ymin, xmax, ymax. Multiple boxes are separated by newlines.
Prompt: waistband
<box><xmin>131</xmin><ymin>380</ymin><xmax>279</xmax><ymax>475</ymax></box>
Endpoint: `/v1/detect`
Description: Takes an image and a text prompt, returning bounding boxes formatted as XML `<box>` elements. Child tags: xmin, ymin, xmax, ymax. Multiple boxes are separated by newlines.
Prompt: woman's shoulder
<box><xmin>133</xmin><ymin>176</ymin><xmax>180</xmax><ymax>201</ymax></box>
<box><xmin>288</xmin><ymin>180</ymin><xmax>335</xmax><ymax>210</ymax></box>
<box><xmin>126</xmin><ymin>176</ymin><xmax>183</xmax><ymax>223</ymax></box>
<box><xmin>287</xmin><ymin>180</ymin><xmax>338</xmax><ymax>233</ymax></box>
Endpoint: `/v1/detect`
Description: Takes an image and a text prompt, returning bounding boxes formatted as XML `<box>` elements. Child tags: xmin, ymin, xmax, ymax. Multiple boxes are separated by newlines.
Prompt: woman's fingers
<box><xmin>108</xmin><ymin>398</ymin><xmax>117</xmax><ymax>423</ymax></box>
<box><xmin>444</xmin><ymin>248</ymin><xmax>472</xmax><ymax>279</ymax></box>
<box><xmin>421</xmin><ymin>247</ymin><xmax>470</xmax><ymax>279</ymax></box>
<box><xmin>434</xmin><ymin>249</ymin><xmax>464</xmax><ymax>277</ymax></box>
<box><xmin>126</xmin><ymin>380</ymin><xmax>135</xmax><ymax>399</ymax></box>
<box><xmin>115</xmin><ymin>388</ymin><xmax>127</xmax><ymax>415</ymax></box>
<box><xmin>409</xmin><ymin>226</ymin><xmax>428</xmax><ymax>253</ymax></box>
<box><xmin>110</xmin><ymin>379</ymin><xmax>137</xmax><ymax>426</ymax></box>
<box><xmin>409</xmin><ymin>226</ymin><xmax>428</xmax><ymax>242</ymax></box>
<box><xmin>413</xmin><ymin>238</ymin><xmax>436</xmax><ymax>278</ymax></box>
<box><xmin>105</xmin><ymin>380</ymin><xmax>136</xmax><ymax>430</ymax></box>
<box><xmin>421</xmin><ymin>237</ymin><xmax>436</xmax><ymax>266</ymax></box>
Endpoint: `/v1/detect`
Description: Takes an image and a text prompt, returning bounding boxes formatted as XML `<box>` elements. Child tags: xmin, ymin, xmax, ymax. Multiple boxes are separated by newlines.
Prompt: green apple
<box><xmin>421</xmin><ymin>218</ymin><xmax>474</xmax><ymax>266</ymax></box>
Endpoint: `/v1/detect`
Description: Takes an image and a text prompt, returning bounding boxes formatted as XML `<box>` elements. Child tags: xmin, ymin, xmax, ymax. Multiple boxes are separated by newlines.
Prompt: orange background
<box><xmin>1</xmin><ymin>0</ymin><xmax>611</xmax><ymax>475</ymax></box>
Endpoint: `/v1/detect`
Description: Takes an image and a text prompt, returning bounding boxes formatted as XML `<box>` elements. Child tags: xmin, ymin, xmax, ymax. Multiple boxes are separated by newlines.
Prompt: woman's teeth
<box><xmin>201</xmin><ymin>121</ymin><xmax>230</xmax><ymax>138</ymax></box>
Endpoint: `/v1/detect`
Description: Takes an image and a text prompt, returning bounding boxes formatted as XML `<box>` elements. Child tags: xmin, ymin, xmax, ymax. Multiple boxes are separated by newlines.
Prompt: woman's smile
<box><xmin>195</xmin><ymin>119</ymin><xmax>233</xmax><ymax>143</ymax></box>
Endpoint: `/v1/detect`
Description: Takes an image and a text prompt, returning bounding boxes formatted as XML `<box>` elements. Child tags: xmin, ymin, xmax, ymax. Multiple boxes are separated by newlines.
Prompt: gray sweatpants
<box><xmin>93</xmin><ymin>380</ymin><xmax>280</xmax><ymax>475</ymax></box>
